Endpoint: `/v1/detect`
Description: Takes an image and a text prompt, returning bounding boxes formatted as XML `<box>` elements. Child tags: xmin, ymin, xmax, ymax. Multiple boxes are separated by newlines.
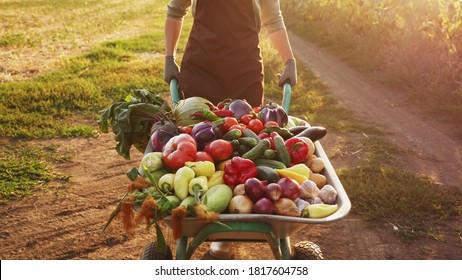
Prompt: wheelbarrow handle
<box><xmin>282</xmin><ymin>83</ymin><xmax>292</xmax><ymax>114</ymax></box>
<box><xmin>170</xmin><ymin>78</ymin><xmax>180</xmax><ymax>106</ymax></box>
<box><xmin>170</xmin><ymin>79</ymin><xmax>291</xmax><ymax>112</ymax></box>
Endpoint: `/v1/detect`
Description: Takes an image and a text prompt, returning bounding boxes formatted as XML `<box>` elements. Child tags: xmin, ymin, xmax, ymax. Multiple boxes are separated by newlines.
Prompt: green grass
<box><xmin>281</xmin><ymin>0</ymin><xmax>462</xmax><ymax>131</ymax></box>
<box><xmin>339</xmin><ymin>135</ymin><xmax>462</xmax><ymax>241</ymax></box>
<box><xmin>0</xmin><ymin>142</ymin><xmax>72</xmax><ymax>205</ymax></box>
<box><xmin>1</xmin><ymin>0</ymin><xmax>460</xmax><ymax>244</ymax></box>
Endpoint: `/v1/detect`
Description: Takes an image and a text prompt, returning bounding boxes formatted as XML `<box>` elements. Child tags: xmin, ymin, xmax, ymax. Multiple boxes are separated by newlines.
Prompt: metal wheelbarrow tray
<box><xmin>150</xmin><ymin>81</ymin><xmax>351</xmax><ymax>259</ymax></box>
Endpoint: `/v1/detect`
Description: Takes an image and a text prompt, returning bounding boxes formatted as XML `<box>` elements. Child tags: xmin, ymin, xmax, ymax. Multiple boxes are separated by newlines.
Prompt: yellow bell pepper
<box><xmin>185</xmin><ymin>161</ymin><xmax>216</xmax><ymax>177</ymax></box>
<box><xmin>207</xmin><ymin>170</ymin><xmax>225</xmax><ymax>188</ymax></box>
<box><xmin>302</xmin><ymin>204</ymin><xmax>338</xmax><ymax>218</ymax></box>
<box><xmin>188</xmin><ymin>175</ymin><xmax>209</xmax><ymax>197</ymax></box>
<box><xmin>158</xmin><ymin>173</ymin><xmax>175</xmax><ymax>194</ymax></box>
<box><xmin>174</xmin><ymin>166</ymin><xmax>195</xmax><ymax>200</ymax></box>
<box><xmin>285</xmin><ymin>163</ymin><xmax>311</xmax><ymax>178</ymax></box>
<box><xmin>275</xmin><ymin>169</ymin><xmax>308</xmax><ymax>184</ymax></box>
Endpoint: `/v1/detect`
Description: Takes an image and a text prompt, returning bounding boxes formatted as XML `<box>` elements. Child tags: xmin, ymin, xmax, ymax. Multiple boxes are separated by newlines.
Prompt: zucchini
<box><xmin>256</xmin><ymin>166</ymin><xmax>280</xmax><ymax>183</ymax></box>
<box><xmin>254</xmin><ymin>158</ymin><xmax>287</xmax><ymax>169</ymax></box>
<box><xmin>223</xmin><ymin>129</ymin><xmax>242</xmax><ymax>141</ymax></box>
<box><xmin>238</xmin><ymin>137</ymin><xmax>258</xmax><ymax>147</ymax></box>
<box><xmin>238</xmin><ymin>144</ymin><xmax>251</xmax><ymax>156</ymax></box>
<box><xmin>242</xmin><ymin>128</ymin><xmax>260</xmax><ymax>141</ymax></box>
<box><xmin>242</xmin><ymin>139</ymin><xmax>271</xmax><ymax>161</ymax></box>
<box><xmin>273</xmin><ymin>135</ymin><xmax>291</xmax><ymax>167</ymax></box>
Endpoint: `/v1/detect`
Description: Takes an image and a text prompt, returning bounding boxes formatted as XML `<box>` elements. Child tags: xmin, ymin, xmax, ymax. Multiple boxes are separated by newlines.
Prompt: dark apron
<box><xmin>179</xmin><ymin>0</ymin><xmax>264</xmax><ymax>107</ymax></box>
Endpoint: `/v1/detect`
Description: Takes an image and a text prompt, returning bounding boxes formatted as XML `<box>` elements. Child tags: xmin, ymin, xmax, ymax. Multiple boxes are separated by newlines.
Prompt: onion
<box><xmin>277</xmin><ymin>178</ymin><xmax>301</xmax><ymax>200</ymax></box>
<box><xmin>233</xmin><ymin>184</ymin><xmax>246</xmax><ymax>196</ymax></box>
<box><xmin>244</xmin><ymin>177</ymin><xmax>267</xmax><ymax>202</ymax></box>
<box><xmin>151</xmin><ymin>121</ymin><xmax>180</xmax><ymax>152</ymax></box>
<box><xmin>265</xmin><ymin>183</ymin><xmax>282</xmax><ymax>201</ymax></box>
<box><xmin>228</xmin><ymin>195</ymin><xmax>254</xmax><ymax>214</ymax></box>
<box><xmin>226</xmin><ymin>99</ymin><xmax>253</xmax><ymax>119</ymax></box>
<box><xmin>274</xmin><ymin>198</ymin><xmax>301</xmax><ymax>217</ymax></box>
<box><xmin>253</xmin><ymin>197</ymin><xmax>276</xmax><ymax>214</ymax></box>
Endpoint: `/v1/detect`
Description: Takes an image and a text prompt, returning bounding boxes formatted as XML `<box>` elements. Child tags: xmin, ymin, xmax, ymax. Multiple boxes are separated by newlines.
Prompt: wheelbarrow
<box><xmin>141</xmin><ymin>80</ymin><xmax>351</xmax><ymax>260</ymax></box>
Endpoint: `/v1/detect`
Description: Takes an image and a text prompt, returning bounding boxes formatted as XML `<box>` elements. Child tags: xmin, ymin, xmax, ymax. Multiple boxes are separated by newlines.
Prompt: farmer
<box><xmin>163</xmin><ymin>0</ymin><xmax>297</xmax><ymax>108</ymax></box>
<box><xmin>163</xmin><ymin>0</ymin><xmax>297</xmax><ymax>259</ymax></box>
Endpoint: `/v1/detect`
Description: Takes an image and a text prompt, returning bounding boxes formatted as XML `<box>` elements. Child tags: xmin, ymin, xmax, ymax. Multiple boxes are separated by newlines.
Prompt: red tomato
<box><xmin>221</xmin><ymin>117</ymin><xmax>239</xmax><ymax>133</ymax></box>
<box><xmin>178</xmin><ymin>126</ymin><xmax>192</xmax><ymax>134</ymax></box>
<box><xmin>248</xmin><ymin>119</ymin><xmax>264</xmax><ymax>134</ymax></box>
<box><xmin>162</xmin><ymin>134</ymin><xmax>197</xmax><ymax>170</ymax></box>
<box><xmin>194</xmin><ymin>151</ymin><xmax>214</xmax><ymax>162</ymax></box>
<box><xmin>229</xmin><ymin>124</ymin><xmax>244</xmax><ymax>132</ymax></box>
<box><xmin>204</xmin><ymin>139</ymin><xmax>234</xmax><ymax>161</ymax></box>
<box><xmin>239</xmin><ymin>114</ymin><xmax>254</xmax><ymax>125</ymax></box>
<box><xmin>264</xmin><ymin>121</ymin><xmax>280</xmax><ymax>128</ymax></box>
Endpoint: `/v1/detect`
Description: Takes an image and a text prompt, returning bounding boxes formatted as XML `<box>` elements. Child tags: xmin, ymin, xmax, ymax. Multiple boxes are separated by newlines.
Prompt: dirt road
<box><xmin>1</xmin><ymin>33</ymin><xmax>461</xmax><ymax>260</ymax></box>
<box><xmin>288</xmin><ymin>31</ymin><xmax>462</xmax><ymax>189</ymax></box>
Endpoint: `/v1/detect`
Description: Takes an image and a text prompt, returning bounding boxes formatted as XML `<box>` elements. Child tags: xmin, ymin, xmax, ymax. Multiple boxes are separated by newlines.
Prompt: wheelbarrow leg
<box><xmin>176</xmin><ymin>236</ymin><xmax>188</xmax><ymax>260</ymax></box>
<box><xmin>280</xmin><ymin>237</ymin><xmax>292</xmax><ymax>260</ymax></box>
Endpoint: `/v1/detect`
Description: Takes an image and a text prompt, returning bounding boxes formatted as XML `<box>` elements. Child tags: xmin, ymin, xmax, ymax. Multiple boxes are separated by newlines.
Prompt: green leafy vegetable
<box><xmin>98</xmin><ymin>89</ymin><xmax>170</xmax><ymax>159</ymax></box>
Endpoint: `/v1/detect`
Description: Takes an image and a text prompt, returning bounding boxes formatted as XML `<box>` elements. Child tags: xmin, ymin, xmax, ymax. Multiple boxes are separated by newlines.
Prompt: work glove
<box><xmin>278</xmin><ymin>58</ymin><xmax>297</xmax><ymax>87</ymax></box>
<box><xmin>164</xmin><ymin>56</ymin><xmax>180</xmax><ymax>84</ymax></box>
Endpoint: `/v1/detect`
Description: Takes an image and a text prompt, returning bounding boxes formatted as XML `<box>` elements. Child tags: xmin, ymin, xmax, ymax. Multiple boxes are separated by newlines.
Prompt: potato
<box><xmin>310</xmin><ymin>173</ymin><xmax>327</xmax><ymax>188</ymax></box>
<box><xmin>308</xmin><ymin>158</ymin><xmax>325</xmax><ymax>173</ymax></box>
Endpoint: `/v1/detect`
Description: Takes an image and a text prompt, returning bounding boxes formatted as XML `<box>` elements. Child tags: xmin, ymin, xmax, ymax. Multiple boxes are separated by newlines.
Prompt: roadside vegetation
<box><xmin>0</xmin><ymin>0</ymin><xmax>460</xmax><ymax>243</ymax></box>
<box><xmin>281</xmin><ymin>0</ymin><xmax>462</xmax><ymax>134</ymax></box>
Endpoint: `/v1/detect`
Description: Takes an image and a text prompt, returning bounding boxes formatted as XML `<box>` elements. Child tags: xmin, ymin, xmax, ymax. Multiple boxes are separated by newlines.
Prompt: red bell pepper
<box><xmin>284</xmin><ymin>137</ymin><xmax>309</xmax><ymax>164</ymax></box>
<box><xmin>223</xmin><ymin>156</ymin><xmax>258</xmax><ymax>186</ymax></box>
<box><xmin>162</xmin><ymin>133</ymin><xmax>197</xmax><ymax>170</ymax></box>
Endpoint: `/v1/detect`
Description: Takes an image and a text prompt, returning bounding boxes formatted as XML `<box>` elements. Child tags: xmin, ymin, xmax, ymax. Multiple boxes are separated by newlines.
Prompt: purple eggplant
<box><xmin>191</xmin><ymin>121</ymin><xmax>219</xmax><ymax>147</ymax></box>
<box><xmin>260</xmin><ymin>102</ymin><xmax>288</xmax><ymax>127</ymax></box>
<box><xmin>226</xmin><ymin>99</ymin><xmax>253</xmax><ymax>119</ymax></box>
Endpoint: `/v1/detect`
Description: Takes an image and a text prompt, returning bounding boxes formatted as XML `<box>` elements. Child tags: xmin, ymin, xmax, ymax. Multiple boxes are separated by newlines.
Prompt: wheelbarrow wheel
<box><xmin>141</xmin><ymin>242</ymin><xmax>173</xmax><ymax>260</ymax></box>
<box><xmin>291</xmin><ymin>241</ymin><xmax>324</xmax><ymax>260</ymax></box>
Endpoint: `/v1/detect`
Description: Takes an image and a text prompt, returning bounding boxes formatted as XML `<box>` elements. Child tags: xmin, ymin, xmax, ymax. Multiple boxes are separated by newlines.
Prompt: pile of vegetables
<box><xmin>100</xmin><ymin>91</ymin><xmax>339</xmax><ymax>240</ymax></box>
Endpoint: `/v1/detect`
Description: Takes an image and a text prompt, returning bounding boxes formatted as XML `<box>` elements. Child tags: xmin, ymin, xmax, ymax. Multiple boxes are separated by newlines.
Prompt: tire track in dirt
<box><xmin>286</xmin><ymin>31</ymin><xmax>462</xmax><ymax>260</ymax></box>
<box><xmin>0</xmin><ymin>134</ymin><xmax>150</xmax><ymax>260</ymax></box>
<box><xmin>288</xmin><ymin>31</ymin><xmax>462</xmax><ymax>189</ymax></box>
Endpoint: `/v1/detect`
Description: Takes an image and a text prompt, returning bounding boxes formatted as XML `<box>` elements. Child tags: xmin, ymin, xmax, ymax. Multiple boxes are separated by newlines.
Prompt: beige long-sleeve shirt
<box><xmin>167</xmin><ymin>0</ymin><xmax>286</xmax><ymax>34</ymax></box>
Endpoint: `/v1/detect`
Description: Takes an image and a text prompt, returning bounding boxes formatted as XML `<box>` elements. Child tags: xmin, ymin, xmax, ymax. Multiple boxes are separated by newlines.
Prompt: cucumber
<box><xmin>254</xmin><ymin>158</ymin><xmax>287</xmax><ymax>169</ymax></box>
<box><xmin>242</xmin><ymin>128</ymin><xmax>260</xmax><ymax>141</ymax></box>
<box><xmin>256</xmin><ymin>166</ymin><xmax>280</xmax><ymax>183</ymax></box>
<box><xmin>231</xmin><ymin>139</ymin><xmax>240</xmax><ymax>151</ymax></box>
<box><xmin>238</xmin><ymin>137</ymin><xmax>258</xmax><ymax>147</ymax></box>
<box><xmin>273</xmin><ymin>135</ymin><xmax>291</xmax><ymax>167</ymax></box>
<box><xmin>223</xmin><ymin>129</ymin><xmax>242</xmax><ymax>141</ymax></box>
<box><xmin>263</xmin><ymin>149</ymin><xmax>276</xmax><ymax>159</ymax></box>
<box><xmin>238</xmin><ymin>144</ymin><xmax>251</xmax><ymax>156</ymax></box>
<box><xmin>242</xmin><ymin>139</ymin><xmax>271</xmax><ymax>161</ymax></box>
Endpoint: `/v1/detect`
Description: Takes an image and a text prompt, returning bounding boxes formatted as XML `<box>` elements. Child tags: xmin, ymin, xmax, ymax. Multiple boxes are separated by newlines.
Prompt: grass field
<box><xmin>281</xmin><ymin>0</ymin><xmax>462</xmax><ymax>130</ymax></box>
<box><xmin>0</xmin><ymin>0</ymin><xmax>460</xmax><ymax>242</ymax></box>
